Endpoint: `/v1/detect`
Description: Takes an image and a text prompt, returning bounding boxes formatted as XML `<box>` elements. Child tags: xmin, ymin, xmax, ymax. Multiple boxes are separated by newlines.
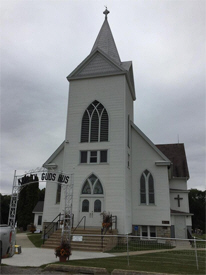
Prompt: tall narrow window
<box><xmin>140</xmin><ymin>174</ymin><xmax>146</xmax><ymax>203</ymax></box>
<box><xmin>127</xmin><ymin>115</ymin><xmax>130</xmax><ymax>148</ymax></box>
<box><xmin>140</xmin><ymin>170</ymin><xmax>155</xmax><ymax>205</ymax></box>
<box><xmin>81</xmin><ymin>101</ymin><xmax>109</xmax><ymax>142</ymax></box>
<box><xmin>149</xmin><ymin>174</ymin><xmax>155</xmax><ymax>204</ymax></box>
<box><xmin>82</xmin><ymin>199</ymin><xmax>89</xmax><ymax>212</ymax></box>
<box><xmin>38</xmin><ymin>215</ymin><xmax>42</xmax><ymax>226</ymax></box>
<box><xmin>94</xmin><ymin>200</ymin><xmax>101</xmax><ymax>212</ymax></box>
<box><xmin>56</xmin><ymin>183</ymin><xmax>61</xmax><ymax>203</ymax></box>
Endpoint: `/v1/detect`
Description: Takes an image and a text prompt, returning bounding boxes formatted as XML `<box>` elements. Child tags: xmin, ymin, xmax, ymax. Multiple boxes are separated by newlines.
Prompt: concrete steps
<box><xmin>42</xmin><ymin>227</ymin><xmax>118</xmax><ymax>252</ymax></box>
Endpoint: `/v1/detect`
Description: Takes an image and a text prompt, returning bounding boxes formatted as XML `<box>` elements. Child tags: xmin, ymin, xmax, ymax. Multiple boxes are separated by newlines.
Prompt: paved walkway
<box><xmin>14</xmin><ymin>232</ymin><xmax>35</xmax><ymax>248</ymax></box>
<box><xmin>2</xmin><ymin>233</ymin><xmax>115</xmax><ymax>267</ymax></box>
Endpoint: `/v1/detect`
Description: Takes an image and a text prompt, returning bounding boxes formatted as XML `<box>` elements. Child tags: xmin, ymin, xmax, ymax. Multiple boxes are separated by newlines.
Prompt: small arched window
<box><xmin>94</xmin><ymin>200</ymin><xmax>101</xmax><ymax>212</ymax></box>
<box><xmin>140</xmin><ymin>170</ymin><xmax>154</xmax><ymax>205</ymax></box>
<box><xmin>82</xmin><ymin>199</ymin><xmax>89</xmax><ymax>212</ymax></box>
<box><xmin>81</xmin><ymin>174</ymin><xmax>103</xmax><ymax>195</ymax></box>
<box><xmin>81</xmin><ymin>101</ymin><xmax>109</xmax><ymax>142</ymax></box>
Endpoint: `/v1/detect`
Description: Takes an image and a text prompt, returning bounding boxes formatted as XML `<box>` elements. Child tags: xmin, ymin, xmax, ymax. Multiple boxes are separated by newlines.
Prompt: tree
<box><xmin>17</xmin><ymin>174</ymin><xmax>39</xmax><ymax>230</ymax></box>
<box><xmin>38</xmin><ymin>188</ymin><xmax>45</xmax><ymax>201</ymax></box>
<box><xmin>189</xmin><ymin>189</ymin><xmax>206</xmax><ymax>233</ymax></box>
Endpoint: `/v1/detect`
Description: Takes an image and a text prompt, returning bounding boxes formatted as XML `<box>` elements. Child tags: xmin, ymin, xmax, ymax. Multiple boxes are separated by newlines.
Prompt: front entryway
<box><xmin>80</xmin><ymin>197</ymin><xmax>103</xmax><ymax>227</ymax></box>
<box><xmin>174</xmin><ymin>216</ymin><xmax>186</xmax><ymax>239</ymax></box>
<box><xmin>79</xmin><ymin>174</ymin><xmax>104</xmax><ymax>227</ymax></box>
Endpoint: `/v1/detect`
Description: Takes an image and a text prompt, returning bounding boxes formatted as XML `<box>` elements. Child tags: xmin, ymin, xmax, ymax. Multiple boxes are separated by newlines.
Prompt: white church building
<box><xmin>42</xmin><ymin>10</ymin><xmax>192</xmax><ymax>239</ymax></box>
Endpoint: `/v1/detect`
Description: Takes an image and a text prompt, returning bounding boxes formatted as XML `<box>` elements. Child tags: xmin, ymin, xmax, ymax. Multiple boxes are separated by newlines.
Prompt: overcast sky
<box><xmin>1</xmin><ymin>0</ymin><xmax>205</xmax><ymax>194</ymax></box>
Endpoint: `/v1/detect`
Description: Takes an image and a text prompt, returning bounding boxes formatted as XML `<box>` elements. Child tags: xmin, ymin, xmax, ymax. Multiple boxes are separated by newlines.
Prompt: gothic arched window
<box><xmin>81</xmin><ymin>100</ymin><xmax>109</xmax><ymax>142</ymax></box>
<box><xmin>81</xmin><ymin>174</ymin><xmax>103</xmax><ymax>195</ymax></box>
<box><xmin>140</xmin><ymin>170</ymin><xmax>155</xmax><ymax>205</ymax></box>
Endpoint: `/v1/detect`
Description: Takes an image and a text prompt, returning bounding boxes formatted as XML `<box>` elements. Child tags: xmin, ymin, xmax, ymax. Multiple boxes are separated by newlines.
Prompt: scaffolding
<box><xmin>8</xmin><ymin>169</ymin><xmax>74</xmax><ymax>244</ymax></box>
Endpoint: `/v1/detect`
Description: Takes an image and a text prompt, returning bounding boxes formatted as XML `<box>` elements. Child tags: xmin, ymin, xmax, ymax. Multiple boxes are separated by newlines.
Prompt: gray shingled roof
<box><xmin>91</xmin><ymin>17</ymin><xmax>121</xmax><ymax>65</ymax></box>
<box><xmin>156</xmin><ymin>143</ymin><xmax>189</xmax><ymax>179</ymax></box>
<box><xmin>32</xmin><ymin>201</ymin><xmax>44</xmax><ymax>213</ymax></box>
<box><xmin>171</xmin><ymin>209</ymin><xmax>193</xmax><ymax>215</ymax></box>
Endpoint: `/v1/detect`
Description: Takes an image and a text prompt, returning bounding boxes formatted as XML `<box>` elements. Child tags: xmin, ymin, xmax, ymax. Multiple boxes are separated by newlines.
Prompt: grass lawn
<box><xmin>193</xmin><ymin>234</ymin><xmax>206</xmax><ymax>240</ymax></box>
<box><xmin>106</xmin><ymin>239</ymin><xmax>174</xmax><ymax>253</ymax></box>
<box><xmin>27</xmin><ymin>233</ymin><xmax>43</xmax><ymax>247</ymax></box>
<box><xmin>51</xmin><ymin>250</ymin><xmax>206</xmax><ymax>275</ymax></box>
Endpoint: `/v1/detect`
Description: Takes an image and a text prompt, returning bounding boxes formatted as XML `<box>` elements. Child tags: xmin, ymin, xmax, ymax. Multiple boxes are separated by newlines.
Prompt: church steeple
<box><xmin>91</xmin><ymin>8</ymin><xmax>121</xmax><ymax>65</ymax></box>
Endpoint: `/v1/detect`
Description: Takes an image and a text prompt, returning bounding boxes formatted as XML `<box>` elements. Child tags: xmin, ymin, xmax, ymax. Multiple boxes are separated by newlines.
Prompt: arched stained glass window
<box><xmin>81</xmin><ymin>101</ymin><xmax>109</xmax><ymax>142</ymax></box>
<box><xmin>82</xmin><ymin>199</ymin><xmax>89</xmax><ymax>212</ymax></box>
<box><xmin>148</xmin><ymin>174</ymin><xmax>154</xmax><ymax>203</ymax></box>
<box><xmin>82</xmin><ymin>180</ymin><xmax>91</xmax><ymax>194</ymax></box>
<box><xmin>81</xmin><ymin>174</ymin><xmax>103</xmax><ymax>195</ymax></box>
<box><xmin>93</xmin><ymin>180</ymin><xmax>103</xmax><ymax>194</ymax></box>
<box><xmin>94</xmin><ymin>200</ymin><xmax>101</xmax><ymax>212</ymax></box>
<box><xmin>140</xmin><ymin>174</ymin><xmax>146</xmax><ymax>204</ymax></box>
<box><xmin>140</xmin><ymin>170</ymin><xmax>155</xmax><ymax>205</ymax></box>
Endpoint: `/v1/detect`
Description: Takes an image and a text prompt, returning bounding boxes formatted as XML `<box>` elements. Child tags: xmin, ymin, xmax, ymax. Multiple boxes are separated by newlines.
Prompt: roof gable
<box><xmin>131</xmin><ymin>121</ymin><xmax>171</xmax><ymax>162</ymax></box>
<box><xmin>69</xmin><ymin>50</ymin><xmax>124</xmax><ymax>80</ymax></box>
<box><xmin>43</xmin><ymin>141</ymin><xmax>64</xmax><ymax>168</ymax></box>
<box><xmin>32</xmin><ymin>201</ymin><xmax>44</xmax><ymax>213</ymax></box>
<box><xmin>156</xmin><ymin>144</ymin><xmax>189</xmax><ymax>179</ymax></box>
<box><xmin>67</xmin><ymin>49</ymin><xmax>136</xmax><ymax>100</ymax></box>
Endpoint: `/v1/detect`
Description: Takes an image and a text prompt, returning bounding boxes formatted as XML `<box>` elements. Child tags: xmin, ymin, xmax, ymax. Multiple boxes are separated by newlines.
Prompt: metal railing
<box><xmin>101</xmin><ymin>215</ymin><xmax>117</xmax><ymax>248</ymax></box>
<box><xmin>43</xmin><ymin>213</ymin><xmax>74</xmax><ymax>244</ymax></box>
<box><xmin>72</xmin><ymin>216</ymin><xmax>86</xmax><ymax>234</ymax></box>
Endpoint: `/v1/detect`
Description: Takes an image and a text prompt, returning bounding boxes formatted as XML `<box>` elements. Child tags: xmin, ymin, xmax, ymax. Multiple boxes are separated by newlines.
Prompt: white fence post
<box><xmin>127</xmin><ymin>234</ymin><xmax>129</xmax><ymax>266</ymax></box>
<box><xmin>194</xmin><ymin>237</ymin><xmax>199</xmax><ymax>270</ymax></box>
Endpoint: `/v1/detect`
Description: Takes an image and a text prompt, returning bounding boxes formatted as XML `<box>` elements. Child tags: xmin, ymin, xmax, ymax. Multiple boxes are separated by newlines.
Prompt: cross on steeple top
<box><xmin>103</xmin><ymin>7</ymin><xmax>110</xmax><ymax>19</ymax></box>
<box><xmin>174</xmin><ymin>194</ymin><xmax>183</xmax><ymax>207</ymax></box>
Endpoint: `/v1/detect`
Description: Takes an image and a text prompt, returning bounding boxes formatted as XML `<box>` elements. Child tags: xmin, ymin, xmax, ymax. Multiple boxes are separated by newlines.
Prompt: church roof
<box><xmin>171</xmin><ymin>209</ymin><xmax>193</xmax><ymax>216</ymax></box>
<box><xmin>91</xmin><ymin>12</ymin><xmax>121</xmax><ymax>65</ymax></box>
<box><xmin>156</xmin><ymin>144</ymin><xmax>189</xmax><ymax>179</ymax></box>
<box><xmin>67</xmin><ymin>9</ymin><xmax>136</xmax><ymax>100</ymax></box>
<box><xmin>32</xmin><ymin>201</ymin><xmax>44</xmax><ymax>213</ymax></box>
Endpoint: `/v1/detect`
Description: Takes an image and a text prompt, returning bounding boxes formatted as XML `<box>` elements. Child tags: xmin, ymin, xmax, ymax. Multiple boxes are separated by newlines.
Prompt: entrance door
<box><xmin>80</xmin><ymin>197</ymin><xmax>103</xmax><ymax>227</ymax></box>
<box><xmin>79</xmin><ymin>174</ymin><xmax>104</xmax><ymax>227</ymax></box>
<box><xmin>174</xmin><ymin>216</ymin><xmax>186</xmax><ymax>239</ymax></box>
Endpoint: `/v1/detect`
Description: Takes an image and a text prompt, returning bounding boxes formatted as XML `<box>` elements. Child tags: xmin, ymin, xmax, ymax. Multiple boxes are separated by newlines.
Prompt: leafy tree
<box><xmin>189</xmin><ymin>189</ymin><xmax>206</xmax><ymax>233</ymax></box>
<box><xmin>17</xmin><ymin>174</ymin><xmax>39</xmax><ymax>230</ymax></box>
<box><xmin>0</xmin><ymin>194</ymin><xmax>11</xmax><ymax>224</ymax></box>
<box><xmin>0</xmin><ymin>180</ymin><xmax>44</xmax><ymax>228</ymax></box>
<box><xmin>38</xmin><ymin>188</ymin><xmax>45</xmax><ymax>201</ymax></box>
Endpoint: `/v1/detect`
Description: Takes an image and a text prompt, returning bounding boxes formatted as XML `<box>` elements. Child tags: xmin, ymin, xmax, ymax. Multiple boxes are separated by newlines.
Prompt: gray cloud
<box><xmin>1</xmin><ymin>0</ymin><xmax>205</xmax><ymax>194</ymax></box>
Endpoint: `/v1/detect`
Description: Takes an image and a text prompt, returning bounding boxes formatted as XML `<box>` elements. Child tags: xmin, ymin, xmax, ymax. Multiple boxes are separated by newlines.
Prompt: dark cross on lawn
<box><xmin>174</xmin><ymin>194</ymin><xmax>183</xmax><ymax>207</ymax></box>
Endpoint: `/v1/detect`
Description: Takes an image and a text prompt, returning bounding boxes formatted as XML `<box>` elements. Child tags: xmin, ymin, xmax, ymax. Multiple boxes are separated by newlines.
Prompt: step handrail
<box><xmin>101</xmin><ymin>214</ymin><xmax>117</xmax><ymax>248</ymax></box>
<box><xmin>43</xmin><ymin>213</ymin><xmax>63</xmax><ymax>244</ymax></box>
<box><xmin>72</xmin><ymin>216</ymin><xmax>86</xmax><ymax>234</ymax></box>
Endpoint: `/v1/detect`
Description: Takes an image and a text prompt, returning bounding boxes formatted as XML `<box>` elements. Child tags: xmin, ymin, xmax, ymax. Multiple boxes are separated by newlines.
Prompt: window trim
<box><xmin>80</xmin><ymin>150</ymin><xmax>108</xmax><ymax>164</ymax></box>
<box><xmin>140</xmin><ymin>226</ymin><xmax>156</xmax><ymax>238</ymax></box>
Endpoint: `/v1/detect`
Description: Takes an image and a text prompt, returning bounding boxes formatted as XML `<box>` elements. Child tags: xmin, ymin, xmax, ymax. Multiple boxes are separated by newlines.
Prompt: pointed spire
<box><xmin>91</xmin><ymin>8</ymin><xmax>121</xmax><ymax>65</ymax></box>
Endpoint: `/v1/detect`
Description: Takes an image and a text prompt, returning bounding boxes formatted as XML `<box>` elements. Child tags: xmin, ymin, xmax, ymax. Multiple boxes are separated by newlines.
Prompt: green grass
<box><xmin>50</xmin><ymin>250</ymin><xmax>206</xmax><ymax>274</ymax></box>
<box><xmin>106</xmin><ymin>239</ymin><xmax>174</xmax><ymax>253</ymax></box>
<box><xmin>193</xmin><ymin>234</ymin><xmax>206</xmax><ymax>240</ymax></box>
<box><xmin>27</xmin><ymin>233</ymin><xmax>43</xmax><ymax>247</ymax></box>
